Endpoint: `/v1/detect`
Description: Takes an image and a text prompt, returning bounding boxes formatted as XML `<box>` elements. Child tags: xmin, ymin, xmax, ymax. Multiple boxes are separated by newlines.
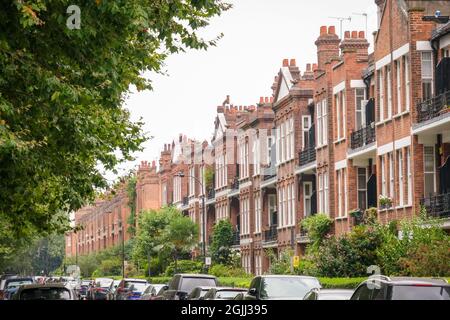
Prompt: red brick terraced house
<box><xmin>67</xmin><ymin>0</ymin><xmax>450</xmax><ymax>275</ymax></box>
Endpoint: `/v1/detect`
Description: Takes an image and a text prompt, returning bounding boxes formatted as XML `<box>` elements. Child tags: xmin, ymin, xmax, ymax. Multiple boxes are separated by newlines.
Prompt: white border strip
<box><xmin>350</xmin><ymin>80</ymin><xmax>366</xmax><ymax>88</ymax></box>
<box><xmin>394</xmin><ymin>136</ymin><xmax>411</xmax><ymax>150</ymax></box>
<box><xmin>416</xmin><ymin>41</ymin><xmax>432</xmax><ymax>51</ymax></box>
<box><xmin>393</xmin><ymin>43</ymin><xmax>410</xmax><ymax>60</ymax></box>
<box><xmin>335</xmin><ymin>159</ymin><xmax>347</xmax><ymax>171</ymax></box>
<box><xmin>376</xmin><ymin>44</ymin><xmax>410</xmax><ymax>70</ymax></box>
<box><xmin>333</xmin><ymin>81</ymin><xmax>346</xmax><ymax>94</ymax></box>
<box><xmin>377</xmin><ymin>142</ymin><xmax>394</xmax><ymax>156</ymax></box>
<box><xmin>440</xmin><ymin>34</ymin><xmax>450</xmax><ymax>50</ymax></box>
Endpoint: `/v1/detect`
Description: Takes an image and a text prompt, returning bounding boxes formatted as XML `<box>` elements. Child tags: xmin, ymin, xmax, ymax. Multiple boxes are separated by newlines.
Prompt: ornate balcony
<box><xmin>207</xmin><ymin>189</ymin><xmax>215</xmax><ymax>200</ymax></box>
<box><xmin>416</xmin><ymin>90</ymin><xmax>450</xmax><ymax>123</ymax></box>
<box><xmin>299</xmin><ymin>147</ymin><xmax>316</xmax><ymax>166</ymax></box>
<box><xmin>263</xmin><ymin>225</ymin><xmax>278</xmax><ymax>242</ymax></box>
<box><xmin>231</xmin><ymin>177</ymin><xmax>240</xmax><ymax>190</ymax></box>
<box><xmin>231</xmin><ymin>231</ymin><xmax>240</xmax><ymax>246</ymax></box>
<box><xmin>420</xmin><ymin>192</ymin><xmax>450</xmax><ymax>219</ymax></box>
<box><xmin>350</xmin><ymin>123</ymin><xmax>375</xmax><ymax>150</ymax></box>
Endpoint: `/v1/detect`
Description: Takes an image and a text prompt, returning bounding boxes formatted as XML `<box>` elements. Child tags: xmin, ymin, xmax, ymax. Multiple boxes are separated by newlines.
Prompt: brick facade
<box><xmin>66</xmin><ymin>1</ymin><xmax>450</xmax><ymax>275</ymax></box>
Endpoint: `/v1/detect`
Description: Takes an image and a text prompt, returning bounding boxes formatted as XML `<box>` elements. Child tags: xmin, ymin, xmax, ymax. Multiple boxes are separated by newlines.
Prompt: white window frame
<box><xmin>381</xmin><ymin>156</ymin><xmax>386</xmax><ymax>196</ymax></box>
<box><xmin>387</xmin><ymin>66</ymin><xmax>392</xmax><ymax>119</ymax></box>
<box><xmin>407</xmin><ymin>147</ymin><xmax>412</xmax><ymax>205</ymax></box>
<box><xmin>335</xmin><ymin>93</ymin><xmax>341</xmax><ymax>139</ymax></box>
<box><xmin>357</xmin><ymin>168</ymin><xmax>367</xmax><ymax>210</ymax></box>
<box><xmin>396</xmin><ymin>59</ymin><xmax>402</xmax><ymax>114</ymax></box>
<box><xmin>322</xmin><ymin>99</ymin><xmax>328</xmax><ymax>146</ymax></box>
<box><xmin>289</xmin><ymin>118</ymin><xmax>295</xmax><ymax>160</ymax></box>
<box><xmin>379</xmin><ymin>70</ymin><xmax>384</xmax><ymax>121</ymax></box>
<box><xmin>303</xmin><ymin>182</ymin><xmax>313</xmax><ymax>217</ymax></box>
<box><xmin>398</xmin><ymin>150</ymin><xmax>404</xmax><ymax>206</ymax></box>
<box><xmin>355</xmin><ymin>88</ymin><xmax>366</xmax><ymax>130</ymax></box>
<box><xmin>317</xmin><ymin>103</ymin><xmax>323</xmax><ymax>147</ymax></box>
<box><xmin>302</xmin><ymin>115</ymin><xmax>311</xmax><ymax>149</ymax></box>
<box><xmin>424</xmin><ymin>146</ymin><xmax>437</xmax><ymax>197</ymax></box>
<box><xmin>318</xmin><ymin>173</ymin><xmax>323</xmax><ymax>213</ymax></box>
<box><xmin>389</xmin><ymin>152</ymin><xmax>394</xmax><ymax>199</ymax></box>
<box><xmin>404</xmin><ymin>56</ymin><xmax>410</xmax><ymax>111</ymax></box>
<box><xmin>269</xmin><ymin>194</ymin><xmax>277</xmax><ymax>226</ymax></box>
<box><xmin>421</xmin><ymin>52</ymin><xmax>434</xmax><ymax>100</ymax></box>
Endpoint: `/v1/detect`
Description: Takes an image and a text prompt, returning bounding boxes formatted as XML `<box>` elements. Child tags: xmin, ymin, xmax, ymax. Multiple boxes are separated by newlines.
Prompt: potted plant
<box><xmin>378</xmin><ymin>195</ymin><xmax>392</xmax><ymax>209</ymax></box>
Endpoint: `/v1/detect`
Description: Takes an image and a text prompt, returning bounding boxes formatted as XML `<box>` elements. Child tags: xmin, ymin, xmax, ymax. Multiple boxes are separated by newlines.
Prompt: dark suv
<box><xmin>161</xmin><ymin>274</ymin><xmax>218</xmax><ymax>300</ymax></box>
<box><xmin>351</xmin><ymin>275</ymin><xmax>450</xmax><ymax>300</ymax></box>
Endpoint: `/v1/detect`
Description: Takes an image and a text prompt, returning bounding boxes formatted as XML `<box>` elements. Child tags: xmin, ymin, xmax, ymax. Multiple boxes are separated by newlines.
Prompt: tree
<box><xmin>0</xmin><ymin>0</ymin><xmax>231</xmax><ymax>238</ymax></box>
<box><xmin>210</xmin><ymin>219</ymin><xmax>233</xmax><ymax>265</ymax></box>
<box><xmin>133</xmin><ymin>207</ymin><xmax>198</xmax><ymax>275</ymax></box>
<box><xmin>162</xmin><ymin>211</ymin><xmax>198</xmax><ymax>273</ymax></box>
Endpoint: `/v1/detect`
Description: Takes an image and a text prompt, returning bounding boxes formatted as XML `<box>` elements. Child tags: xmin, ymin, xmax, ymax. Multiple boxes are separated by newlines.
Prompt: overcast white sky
<box><xmin>106</xmin><ymin>0</ymin><xmax>378</xmax><ymax>183</ymax></box>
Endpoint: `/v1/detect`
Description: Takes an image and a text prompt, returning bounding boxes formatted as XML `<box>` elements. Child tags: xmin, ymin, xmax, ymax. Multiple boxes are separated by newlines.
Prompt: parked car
<box><xmin>79</xmin><ymin>280</ymin><xmax>93</xmax><ymax>300</ymax></box>
<box><xmin>241</xmin><ymin>275</ymin><xmax>321</xmax><ymax>300</ymax></box>
<box><xmin>11</xmin><ymin>283</ymin><xmax>77</xmax><ymax>300</ymax></box>
<box><xmin>203</xmin><ymin>287</ymin><xmax>248</xmax><ymax>300</ymax></box>
<box><xmin>2</xmin><ymin>277</ymin><xmax>34</xmax><ymax>300</ymax></box>
<box><xmin>141</xmin><ymin>284</ymin><xmax>167</xmax><ymax>300</ymax></box>
<box><xmin>350</xmin><ymin>275</ymin><xmax>450</xmax><ymax>300</ymax></box>
<box><xmin>0</xmin><ymin>274</ymin><xmax>17</xmax><ymax>300</ymax></box>
<box><xmin>303</xmin><ymin>288</ymin><xmax>354</xmax><ymax>300</ymax></box>
<box><xmin>159</xmin><ymin>274</ymin><xmax>218</xmax><ymax>300</ymax></box>
<box><xmin>114</xmin><ymin>278</ymin><xmax>149</xmax><ymax>300</ymax></box>
<box><xmin>186</xmin><ymin>286</ymin><xmax>215</xmax><ymax>300</ymax></box>
<box><xmin>106</xmin><ymin>280</ymin><xmax>121</xmax><ymax>300</ymax></box>
<box><xmin>88</xmin><ymin>278</ymin><xmax>114</xmax><ymax>300</ymax></box>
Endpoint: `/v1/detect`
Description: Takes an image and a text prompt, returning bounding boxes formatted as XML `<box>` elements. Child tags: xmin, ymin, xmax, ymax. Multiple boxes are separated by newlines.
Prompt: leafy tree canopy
<box><xmin>0</xmin><ymin>0</ymin><xmax>231</xmax><ymax>238</ymax></box>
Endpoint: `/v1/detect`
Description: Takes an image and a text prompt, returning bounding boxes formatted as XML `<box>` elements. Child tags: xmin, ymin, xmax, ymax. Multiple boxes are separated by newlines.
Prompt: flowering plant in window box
<box><xmin>379</xmin><ymin>195</ymin><xmax>393</xmax><ymax>209</ymax></box>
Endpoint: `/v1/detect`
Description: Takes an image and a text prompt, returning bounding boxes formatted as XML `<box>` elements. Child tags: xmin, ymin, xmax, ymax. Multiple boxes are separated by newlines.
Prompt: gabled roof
<box><xmin>274</xmin><ymin>67</ymin><xmax>294</xmax><ymax>103</ymax></box>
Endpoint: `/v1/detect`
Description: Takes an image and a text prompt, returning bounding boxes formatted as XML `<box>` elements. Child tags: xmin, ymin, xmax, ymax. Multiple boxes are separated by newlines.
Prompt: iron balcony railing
<box><xmin>420</xmin><ymin>192</ymin><xmax>450</xmax><ymax>219</ymax></box>
<box><xmin>232</xmin><ymin>231</ymin><xmax>240</xmax><ymax>246</ymax></box>
<box><xmin>417</xmin><ymin>90</ymin><xmax>450</xmax><ymax>123</ymax></box>
<box><xmin>299</xmin><ymin>146</ymin><xmax>316</xmax><ymax>166</ymax></box>
<box><xmin>231</xmin><ymin>177</ymin><xmax>240</xmax><ymax>190</ymax></box>
<box><xmin>182</xmin><ymin>196</ymin><xmax>189</xmax><ymax>206</ymax></box>
<box><xmin>350</xmin><ymin>123</ymin><xmax>376</xmax><ymax>150</ymax></box>
<box><xmin>207</xmin><ymin>189</ymin><xmax>215</xmax><ymax>200</ymax></box>
<box><xmin>263</xmin><ymin>225</ymin><xmax>278</xmax><ymax>242</ymax></box>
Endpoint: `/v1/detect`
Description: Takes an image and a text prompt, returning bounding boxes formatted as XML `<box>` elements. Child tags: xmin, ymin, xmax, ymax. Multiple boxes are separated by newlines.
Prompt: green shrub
<box><xmin>209</xmin><ymin>264</ymin><xmax>247</xmax><ymax>278</ymax></box>
<box><xmin>300</xmin><ymin>214</ymin><xmax>333</xmax><ymax>249</ymax></box>
<box><xmin>218</xmin><ymin>277</ymin><xmax>251</xmax><ymax>288</ymax></box>
<box><xmin>98</xmin><ymin>258</ymin><xmax>122</xmax><ymax>276</ymax></box>
<box><xmin>210</xmin><ymin>220</ymin><xmax>234</xmax><ymax>265</ymax></box>
<box><xmin>164</xmin><ymin>259</ymin><xmax>203</xmax><ymax>276</ymax></box>
<box><xmin>266</xmin><ymin>249</ymin><xmax>293</xmax><ymax>275</ymax></box>
<box><xmin>318</xmin><ymin>277</ymin><xmax>366</xmax><ymax>289</ymax></box>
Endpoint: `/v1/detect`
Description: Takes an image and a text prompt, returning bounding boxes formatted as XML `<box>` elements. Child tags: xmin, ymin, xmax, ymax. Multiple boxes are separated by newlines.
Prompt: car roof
<box><xmin>18</xmin><ymin>283</ymin><xmax>71</xmax><ymax>289</ymax></box>
<box><xmin>260</xmin><ymin>275</ymin><xmax>319</xmax><ymax>279</ymax></box>
<box><xmin>320</xmin><ymin>289</ymin><xmax>354</xmax><ymax>293</ymax></box>
<box><xmin>366</xmin><ymin>276</ymin><xmax>449</xmax><ymax>286</ymax></box>
<box><xmin>123</xmin><ymin>278</ymin><xmax>148</xmax><ymax>282</ymax></box>
<box><xmin>5</xmin><ymin>277</ymin><xmax>33</xmax><ymax>282</ymax></box>
<box><xmin>175</xmin><ymin>274</ymin><xmax>217</xmax><ymax>278</ymax></box>
<box><xmin>214</xmin><ymin>287</ymin><xmax>247</xmax><ymax>291</ymax></box>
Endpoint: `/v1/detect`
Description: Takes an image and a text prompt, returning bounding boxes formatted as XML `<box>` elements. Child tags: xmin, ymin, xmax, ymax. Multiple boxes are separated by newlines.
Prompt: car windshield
<box><xmin>216</xmin><ymin>290</ymin><xmax>244</xmax><ymax>299</ymax></box>
<box><xmin>20</xmin><ymin>288</ymin><xmax>71</xmax><ymax>300</ymax></box>
<box><xmin>260</xmin><ymin>277</ymin><xmax>318</xmax><ymax>299</ymax></box>
<box><xmin>95</xmin><ymin>279</ymin><xmax>113</xmax><ymax>288</ymax></box>
<box><xmin>7</xmin><ymin>280</ymin><xmax>33</xmax><ymax>289</ymax></box>
<box><xmin>391</xmin><ymin>285</ymin><xmax>450</xmax><ymax>300</ymax></box>
<box><xmin>125</xmin><ymin>281</ymin><xmax>147</xmax><ymax>292</ymax></box>
<box><xmin>180</xmin><ymin>278</ymin><xmax>216</xmax><ymax>293</ymax></box>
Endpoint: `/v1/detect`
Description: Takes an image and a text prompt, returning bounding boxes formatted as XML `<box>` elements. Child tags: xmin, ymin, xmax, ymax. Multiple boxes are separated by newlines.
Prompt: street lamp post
<box><xmin>176</xmin><ymin>171</ymin><xmax>207</xmax><ymax>272</ymax></box>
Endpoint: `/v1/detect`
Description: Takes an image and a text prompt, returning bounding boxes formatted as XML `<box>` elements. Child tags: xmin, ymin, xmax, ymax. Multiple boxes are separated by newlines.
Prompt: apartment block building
<box><xmin>65</xmin><ymin>161</ymin><xmax>161</xmax><ymax>258</ymax></box>
<box><xmin>67</xmin><ymin>0</ymin><xmax>450</xmax><ymax>275</ymax></box>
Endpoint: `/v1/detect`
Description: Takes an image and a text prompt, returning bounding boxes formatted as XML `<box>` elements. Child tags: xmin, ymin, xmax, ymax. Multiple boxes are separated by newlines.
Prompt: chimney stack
<box><xmin>315</xmin><ymin>25</ymin><xmax>341</xmax><ymax>70</ymax></box>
